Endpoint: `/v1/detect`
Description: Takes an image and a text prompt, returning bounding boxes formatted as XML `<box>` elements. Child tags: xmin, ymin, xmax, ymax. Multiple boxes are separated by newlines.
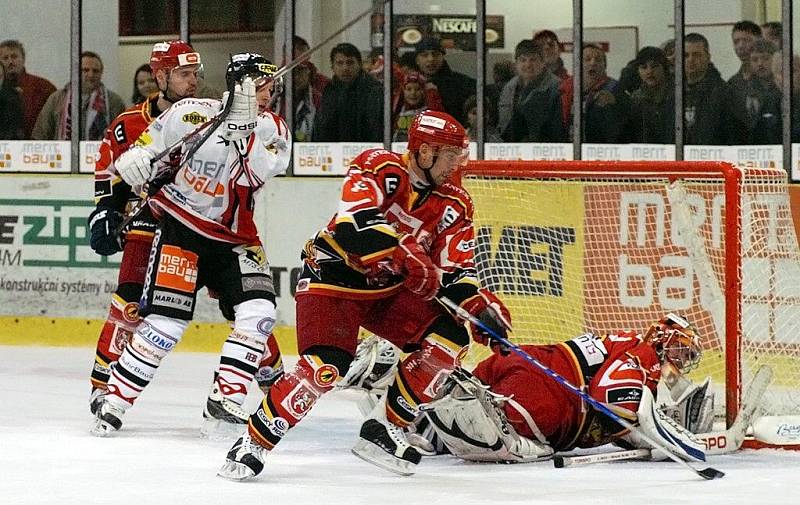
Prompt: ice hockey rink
<box><xmin>1</xmin><ymin>346</ymin><xmax>799</xmax><ymax>505</ymax></box>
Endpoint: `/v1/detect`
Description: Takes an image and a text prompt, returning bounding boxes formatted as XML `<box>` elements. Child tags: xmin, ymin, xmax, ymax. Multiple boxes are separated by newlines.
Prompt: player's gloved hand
<box><xmin>116</xmin><ymin>146</ymin><xmax>155</xmax><ymax>187</ymax></box>
<box><xmin>461</xmin><ymin>288</ymin><xmax>513</xmax><ymax>355</ymax></box>
<box><xmin>222</xmin><ymin>77</ymin><xmax>258</xmax><ymax>141</ymax></box>
<box><xmin>392</xmin><ymin>233</ymin><xmax>440</xmax><ymax>300</ymax></box>
<box><xmin>87</xmin><ymin>207</ymin><xmax>123</xmax><ymax>256</ymax></box>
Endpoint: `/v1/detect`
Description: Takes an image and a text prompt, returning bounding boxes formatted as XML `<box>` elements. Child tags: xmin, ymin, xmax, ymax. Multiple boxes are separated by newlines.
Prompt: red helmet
<box><xmin>149</xmin><ymin>40</ymin><xmax>201</xmax><ymax>74</ymax></box>
<box><xmin>407</xmin><ymin>110</ymin><xmax>468</xmax><ymax>152</ymax></box>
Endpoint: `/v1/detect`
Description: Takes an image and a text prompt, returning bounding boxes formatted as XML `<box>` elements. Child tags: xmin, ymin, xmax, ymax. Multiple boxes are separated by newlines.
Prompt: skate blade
<box><xmin>217</xmin><ymin>460</ymin><xmax>256</xmax><ymax>482</ymax></box>
<box><xmin>200</xmin><ymin>418</ymin><xmax>247</xmax><ymax>441</ymax></box>
<box><xmin>352</xmin><ymin>439</ymin><xmax>416</xmax><ymax>476</ymax></box>
<box><xmin>90</xmin><ymin>418</ymin><xmax>118</xmax><ymax>438</ymax></box>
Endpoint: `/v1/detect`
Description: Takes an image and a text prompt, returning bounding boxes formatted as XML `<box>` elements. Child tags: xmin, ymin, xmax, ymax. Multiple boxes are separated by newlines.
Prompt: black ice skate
<box><xmin>352</xmin><ymin>418</ymin><xmax>422</xmax><ymax>476</ymax></box>
<box><xmin>90</xmin><ymin>396</ymin><xmax>126</xmax><ymax>437</ymax></box>
<box><xmin>217</xmin><ymin>431</ymin><xmax>268</xmax><ymax>481</ymax></box>
<box><xmin>200</xmin><ymin>375</ymin><xmax>249</xmax><ymax>439</ymax></box>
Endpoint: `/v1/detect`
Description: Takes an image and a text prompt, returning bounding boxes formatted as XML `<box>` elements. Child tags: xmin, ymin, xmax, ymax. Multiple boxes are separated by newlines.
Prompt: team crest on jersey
<box><xmin>182</xmin><ymin>111</ymin><xmax>207</xmax><ymax>125</ymax></box>
<box><xmin>122</xmin><ymin>302</ymin><xmax>140</xmax><ymax>323</ymax></box>
<box><xmin>437</xmin><ymin>205</ymin><xmax>459</xmax><ymax>233</ymax></box>
<box><xmin>280</xmin><ymin>382</ymin><xmax>317</xmax><ymax>420</ymax></box>
<box><xmin>384</xmin><ymin>175</ymin><xmax>400</xmax><ymax>196</ymax></box>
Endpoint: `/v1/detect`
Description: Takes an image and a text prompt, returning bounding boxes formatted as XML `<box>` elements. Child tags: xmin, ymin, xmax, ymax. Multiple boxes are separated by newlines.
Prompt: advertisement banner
<box><xmin>394</xmin><ymin>14</ymin><xmax>505</xmax><ymax>51</ymax></box>
<box><xmin>79</xmin><ymin>142</ymin><xmax>101</xmax><ymax>173</ymax></box>
<box><xmin>0</xmin><ymin>141</ymin><xmax>70</xmax><ymax>173</ymax></box>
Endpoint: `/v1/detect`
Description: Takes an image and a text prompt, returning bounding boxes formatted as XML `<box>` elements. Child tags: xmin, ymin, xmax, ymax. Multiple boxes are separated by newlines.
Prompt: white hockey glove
<box><xmin>222</xmin><ymin>77</ymin><xmax>258</xmax><ymax>141</ymax></box>
<box><xmin>115</xmin><ymin>146</ymin><xmax>155</xmax><ymax>187</ymax></box>
<box><xmin>657</xmin><ymin>375</ymin><xmax>715</xmax><ymax>434</ymax></box>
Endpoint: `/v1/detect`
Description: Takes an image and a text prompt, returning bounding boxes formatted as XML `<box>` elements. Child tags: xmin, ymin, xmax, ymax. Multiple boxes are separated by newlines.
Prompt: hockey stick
<box><xmin>438</xmin><ymin>296</ymin><xmax>725</xmax><ymax>480</ymax></box>
<box><xmin>553</xmin><ymin>364</ymin><xmax>774</xmax><ymax>467</ymax></box>
<box><xmin>553</xmin><ymin>448</ymin><xmax>651</xmax><ymax>468</ymax></box>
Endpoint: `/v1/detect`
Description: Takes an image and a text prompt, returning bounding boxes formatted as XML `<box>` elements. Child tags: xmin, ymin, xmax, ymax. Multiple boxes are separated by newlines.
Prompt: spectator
<box><xmin>0</xmin><ymin>39</ymin><xmax>56</xmax><ymax>139</ymax></box>
<box><xmin>771</xmin><ymin>51</ymin><xmax>800</xmax><ymax>142</ymax></box>
<box><xmin>293</xmin><ymin>35</ymin><xmax>331</xmax><ymax>97</ymax></box>
<box><xmin>729</xmin><ymin>39</ymin><xmax>781</xmax><ymax>144</ymax></box>
<box><xmin>628</xmin><ymin>47</ymin><xmax>674</xmax><ymax>144</ymax></box>
<box><xmin>32</xmin><ymin>51</ymin><xmax>125</xmax><ymax>140</ymax></box>
<box><xmin>392</xmin><ymin>71</ymin><xmax>443</xmax><ymax>142</ymax></box>
<box><xmin>485</xmin><ymin>59</ymin><xmax>514</xmax><ymax>122</ymax></box>
<box><xmin>729</xmin><ymin>21</ymin><xmax>762</xmax><ymax>82</ymax></box>
<box><xmin>534</xmin><ymin>30</ymin><xmax>572</xmax><ymax>128</ymax></box>
<box><xmin>131</xmin><ymin>63</ymin><xmax>157</xmax><ymax>105</ymax></box>
<box><xmin>662</xmin><ymin>38</ymin><xmax>676</xmax><ymax>76</ymax></box>
<box><xmin>464</xmin><ymin>94</ymin><xmax>502</xmax><ymax>142</ymax></box>
<box><xmin>398</xmin><ymin>51</ymin><xmax>418</xmax><ymax>75</ymax></box>
<box><xmin>414</xmin><ymin>36</ymin><xmax>475</xmax><ymax>124</ymax></box>
<box><xmin>499</xmin><ymin>39</ymin><xmax>565</xmax><ymax>142</ymax></box>
<box><xmin>277</xmin><ymin>35</ymin><xmax>330</xmax><ymax>120</ymax></box>
<box><xmin>0</xmin><ymin>61</ymin><xmax>24</xmax><ymax>139</ymax></box>
<box><xmin>761</xmin><ymin>22</ymin><xmax>782</xmax><ymax>50</ymax></box>
<box><xmin>683</xmin><ymin>33</ymin><xmax>742</xmax><ymax>145</ymax></box>
<box><xmin>312</xmin><ymin>42</ymin><xmax>383</xmax><ymax>142</ymax></box>
<box><xmin>367</xmin><ymin>47</ymin><xmax>404</xmax><ymax>97</ymax></box>
<box><xmin>581</xmin><ymin>44</ymin><xmax>629</xmax><ymax>143</ymax></box>
<box><xmin>289</xmin><ymin>61</ymin><xmax>323</xmax><ymax>142</ymax></box>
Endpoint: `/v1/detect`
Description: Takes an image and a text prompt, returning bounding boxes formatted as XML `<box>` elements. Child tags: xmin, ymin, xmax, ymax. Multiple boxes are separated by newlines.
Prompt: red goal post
<box><xmin>462</xmin><ymin>160</ymin><xmax>800</xmax><ymax>446</ymax></box>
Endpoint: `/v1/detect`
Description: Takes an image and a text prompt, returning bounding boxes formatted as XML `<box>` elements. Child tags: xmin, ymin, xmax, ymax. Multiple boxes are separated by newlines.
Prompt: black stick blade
<box><xmin>698</xmin><ymin>467</ymin><xmax>725</xmax><ymax>480</ymax></box>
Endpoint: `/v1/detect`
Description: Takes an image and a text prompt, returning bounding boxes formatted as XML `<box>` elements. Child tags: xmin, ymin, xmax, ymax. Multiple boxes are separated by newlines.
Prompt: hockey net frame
<box><xmin>462</xmin><ymin>160</ymin><xmax>800</xmax><ymax>446</ymax></box>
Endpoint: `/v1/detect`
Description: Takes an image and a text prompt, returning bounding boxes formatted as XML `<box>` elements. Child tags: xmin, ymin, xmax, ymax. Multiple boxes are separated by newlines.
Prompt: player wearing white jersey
<box><xmin>91</xmin><ymin>54</ymin><xmax>292</xmax><ymax>437</ymax></box>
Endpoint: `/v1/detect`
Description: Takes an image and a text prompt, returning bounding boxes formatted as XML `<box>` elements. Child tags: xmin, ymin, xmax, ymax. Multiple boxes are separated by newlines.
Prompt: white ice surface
<box><xmin>1</xmin><ymin>346</ymin><xmax>798</xmax><ymax>505</ymax></box>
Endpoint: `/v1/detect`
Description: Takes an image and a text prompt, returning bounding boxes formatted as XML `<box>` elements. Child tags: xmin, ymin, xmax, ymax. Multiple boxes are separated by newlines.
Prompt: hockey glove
<box><xmin>222</xmin><ymin>77</ymin><xmax>258</xmax><ymax>141</ymax></box>
<box><xmin>88</xmin><ymin>207</ymin><xmax>123</xmax><ymax>256</ymax></box>
<box><xmin>116</xmin><ymin>146</ymin><xmax>155</xmax><ymax>187</ymax></box>
<box><xmin>461</xmin><ymin>288</ymin><xmax>513</xmax><ymax>355</ymax></box>
<box><xmin>392</xmin><ymin>234</ymin><xmax>440</xmax><ymax>300</ymax></box>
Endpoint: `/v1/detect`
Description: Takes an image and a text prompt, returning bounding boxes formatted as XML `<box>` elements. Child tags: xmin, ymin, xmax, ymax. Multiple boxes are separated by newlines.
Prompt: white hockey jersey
<box><xmin>127</xmin><ymin>97</ymin><xmax>291</xmax><ymax>244</ymax></box>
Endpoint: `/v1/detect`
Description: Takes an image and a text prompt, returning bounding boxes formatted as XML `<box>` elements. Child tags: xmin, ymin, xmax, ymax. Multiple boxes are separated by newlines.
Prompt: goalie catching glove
<box><xmin>392</xmin><ymin>234</ymin><xmax>440</xmax><ymax>300</ymax></box>
<box><xmin>460</xmin><ymin>288</ymin><xmax>512</xmax><ymax>354</ymax></box>
<box><xmin>221</xmin><ymin>76</ymin><xmax>258</xmax><ymax>141</ymax></box>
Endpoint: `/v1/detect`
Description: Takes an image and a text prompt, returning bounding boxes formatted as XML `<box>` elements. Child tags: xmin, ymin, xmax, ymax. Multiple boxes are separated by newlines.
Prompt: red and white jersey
<box><xmin>129</xmin><ymin>98</ymin><xmax>291</xmax><ymax>244</ymax></box>
<box><xmin>472</xmin><ymin>331</ymin><xmax>661</xmax><ymax>451</ymax></box>
<box><xmin>296</xmin><ymin>148</ymin><xmax>480</xmax><ymax>304</ymax></box>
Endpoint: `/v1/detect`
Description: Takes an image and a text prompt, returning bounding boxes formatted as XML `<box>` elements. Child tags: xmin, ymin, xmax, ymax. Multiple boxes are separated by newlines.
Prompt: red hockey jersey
<box><xmin>295</xmin><ymin>148</ymin><xmax>480</xmax><ymax>306</ymax></box>
<box><xmin>472</xmin><ymin>331</ymin><xmax>661</xmax><ymax>451</ymax></box>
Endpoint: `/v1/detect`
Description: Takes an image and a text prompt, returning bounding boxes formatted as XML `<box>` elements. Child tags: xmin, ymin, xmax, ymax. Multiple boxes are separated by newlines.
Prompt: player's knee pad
<box><xmin>130</xmin><ymin>314</ymin><xmax>188</xmax><ymax>364</ymax></box>
<box><xmin>233</xmin><ymin>298</ymin><xmax>276</xmax><ymax>342</ymax></box>
<box><xmin>420</xmin><ymin>370</ymin><xmax>554</xmax><ymax>463</ymax></box>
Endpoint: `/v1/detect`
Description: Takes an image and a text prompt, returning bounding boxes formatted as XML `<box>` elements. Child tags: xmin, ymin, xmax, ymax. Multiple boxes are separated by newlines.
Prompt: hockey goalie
<box><xmin>344</xmin><ymin>313</ymin><xmax>715</xmax><ymax>464</ymax></box>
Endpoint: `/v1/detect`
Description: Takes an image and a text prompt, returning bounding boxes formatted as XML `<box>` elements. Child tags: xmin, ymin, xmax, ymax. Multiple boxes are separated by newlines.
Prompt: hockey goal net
<box><xmin>462</xmin><ymin>160</ymin><xmax>800</xmax><ymax>446</ymax></box>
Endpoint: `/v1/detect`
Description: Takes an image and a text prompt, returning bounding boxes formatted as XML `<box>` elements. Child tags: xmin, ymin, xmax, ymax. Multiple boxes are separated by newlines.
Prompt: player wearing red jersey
<box><xmin>87</xmin><ymin>40</ymin><xmax>203</xmax><ymax>407</ymax></box>
<box><xmin>418</xmin><ymin>313</ymin><xmax>708</xmax><ymax>463</ymax></box>
<box><xmin>218</xmin><ymin>110</ymin><xmax>513</xmax><ymax>481</ymax></box>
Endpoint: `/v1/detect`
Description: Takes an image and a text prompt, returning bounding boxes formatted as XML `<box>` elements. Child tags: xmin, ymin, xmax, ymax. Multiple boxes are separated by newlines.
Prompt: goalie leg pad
<box><xmin>420</xmin><ymin>370</ymin><xmax>553</xmax><ymax>463</ymax></box>
<box><xmin>339</xmin><ymin>335</ymin><xmax>401</xmax><ymax>391</ymax></box>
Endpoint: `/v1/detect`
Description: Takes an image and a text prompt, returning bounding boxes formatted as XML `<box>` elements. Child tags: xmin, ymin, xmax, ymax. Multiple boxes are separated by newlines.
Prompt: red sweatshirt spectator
<box><xmin>0</xmin><ymin>39</ymin><xmax>56</xmax><ymax>139</ymax></box>
<box><xmin>391</xmin><ymin>72</ymin><xmax>443</xmax><ymax>142</ymax></box>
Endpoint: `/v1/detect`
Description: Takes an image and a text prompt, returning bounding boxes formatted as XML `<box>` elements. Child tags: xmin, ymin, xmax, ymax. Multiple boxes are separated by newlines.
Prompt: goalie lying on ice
<box><xmin>348</xmin><ymin>313</ymin><xmax>714</xmax><ymax>463</ymax></box>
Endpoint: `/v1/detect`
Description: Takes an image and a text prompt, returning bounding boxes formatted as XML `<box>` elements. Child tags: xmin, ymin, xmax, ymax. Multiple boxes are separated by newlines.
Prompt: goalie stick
<box><xmin>552</xmin><ymin>364</ymin><xmax>774</xmax><ymax>467</ymax></box>
<box><xmin>439</xmin><ymin>296</ymin><xmax>725</xmax><ymax>480</ymax></box>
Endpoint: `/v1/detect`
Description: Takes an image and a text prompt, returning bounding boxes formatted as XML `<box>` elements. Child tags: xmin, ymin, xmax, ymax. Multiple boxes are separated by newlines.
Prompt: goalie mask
<box><xmin>645</xmin><ymin>313</ymin><xmax>702</xmax><ymax>373</ymax></box>
<box><xmin>226</xmin><ymin>53</ymin><xmax>281</xmax><ymax>94</ymax></box>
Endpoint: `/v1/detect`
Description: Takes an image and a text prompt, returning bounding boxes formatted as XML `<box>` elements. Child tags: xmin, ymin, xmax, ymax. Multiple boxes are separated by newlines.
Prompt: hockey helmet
<box><xmin>407</xmin><ymin>110</ymin><xmax>468</xmax><ymax>153</ymax></box>
<box><xmin>226</xmin><ymin>52</ymin><xmax>280</xmax><ymax>91</ymax></box>
<box><xmin>149</xmin><ymin>40</ymin><xmax>201</xmax><ymax>74</ymax></box>
<box><xmin>644</xmin><ymin>313</ymin><xmax>702</xmax><ymax>373</ymax></box>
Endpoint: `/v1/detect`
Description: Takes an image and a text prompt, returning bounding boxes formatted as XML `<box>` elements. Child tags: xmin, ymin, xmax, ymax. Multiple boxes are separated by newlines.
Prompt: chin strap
<box><xmin>413</xmin><ymin>150</ymin><xmax>438</xmax><ymax>186</ymax></box>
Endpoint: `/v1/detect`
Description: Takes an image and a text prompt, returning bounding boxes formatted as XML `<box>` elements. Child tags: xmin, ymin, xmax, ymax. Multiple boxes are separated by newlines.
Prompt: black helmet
<box><xmin>225</xmin><ymin>52</ymin><xmax>279</xmax><ymax>90</ymax></box>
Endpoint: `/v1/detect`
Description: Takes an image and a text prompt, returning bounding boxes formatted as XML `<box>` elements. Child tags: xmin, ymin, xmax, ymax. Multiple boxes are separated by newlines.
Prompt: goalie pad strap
<box><xmin>506</xmin><ymin>397</ymin><xmax>548</xmax><ymax>444</ymax></box>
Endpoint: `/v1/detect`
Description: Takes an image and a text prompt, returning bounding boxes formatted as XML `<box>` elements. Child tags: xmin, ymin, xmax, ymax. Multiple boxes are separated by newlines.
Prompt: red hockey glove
<box><xmin>392</xmin><ymin>234</ymin><xmax>440</xmax><ymax>300</ymax></box>
<box><xmin>461</xmin><ymin>288</ymin><xmax>513</xmax><ymax>355</ymax></box>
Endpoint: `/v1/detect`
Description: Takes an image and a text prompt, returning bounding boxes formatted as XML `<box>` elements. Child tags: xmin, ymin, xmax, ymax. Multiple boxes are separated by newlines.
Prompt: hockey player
<box><xmin>90</xmin><ymin>53</ymin><xmax>292</xmax><ymax>437</ymax></box>
<box><xmin>416</xmin><ymin>313</ymin><xmax>710</xmax><ymax>464</ymax></box>
<box><xmin>218</xmin><ymin>110</ymin><xmax>514</xmax><ymax>481</ymax></box>
<box><xmin>88</xmin><ymin>40</ymin><xmax>203</xmax><ymax>407</ymax></box>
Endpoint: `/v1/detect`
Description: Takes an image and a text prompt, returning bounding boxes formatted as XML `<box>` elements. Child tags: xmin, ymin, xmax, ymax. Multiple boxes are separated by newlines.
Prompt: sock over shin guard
<box><xmin>385</xmin><ymin>332</ymin><xmax>468</xmax><ymax>427</ymax></box>
<box><xmin>91</xmin><ymin>291</ymin><xmax>142</xmax><ymax>389</ymax></box>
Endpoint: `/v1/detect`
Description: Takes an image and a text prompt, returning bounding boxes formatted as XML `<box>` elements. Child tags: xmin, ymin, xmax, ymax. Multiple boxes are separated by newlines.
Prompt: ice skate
<box><xmin>89</xmin><ymin>387</ymin><xmax>105</xmax><ymax>415</ymax></box>
<box><xmin>217</xmin><ymin>431</ymin><xmax>268</xmax><ymax>481</ymax></box>
<box><xmin>352</xmin><ymin>418</ymin><xmax>422</xmax><ymax>476</ymax></box>
<box><xmin>200</xmin><ymin>379</ymin><xmax>249</xmax><ymax>440</ymax></box>
<box><xmin>90</xmin><ymin>397</ymin><xmax>126</xmax><ymax>437</ymax></box>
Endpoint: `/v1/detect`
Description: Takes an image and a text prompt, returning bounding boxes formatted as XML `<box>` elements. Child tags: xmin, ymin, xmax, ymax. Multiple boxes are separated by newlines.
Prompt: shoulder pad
<box><xmin>436</xmin><ymin>181</ymin><xmax>475</xmax><ymax>217</ymax></box>
<box><xmin>353</xmin><ymin>148</ymin><xmax>404</xmax><ymax>173</ymax></box>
